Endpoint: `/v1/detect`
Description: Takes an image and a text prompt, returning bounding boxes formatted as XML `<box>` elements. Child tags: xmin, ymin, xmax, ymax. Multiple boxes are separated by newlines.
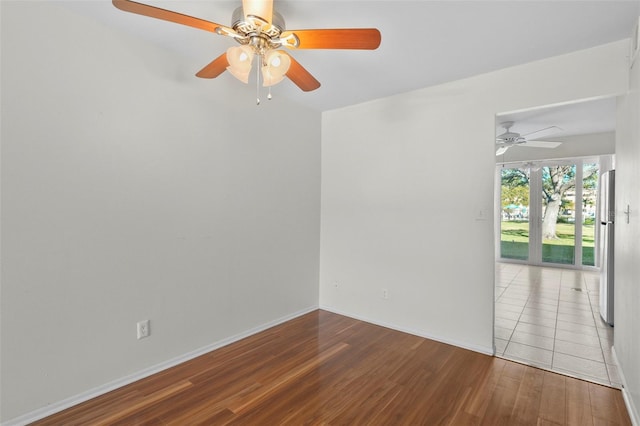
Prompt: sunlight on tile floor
<box><xmin>495</xmin><ymin>263</ymin><xmax>620</xmax><ymax>388</ymax></box>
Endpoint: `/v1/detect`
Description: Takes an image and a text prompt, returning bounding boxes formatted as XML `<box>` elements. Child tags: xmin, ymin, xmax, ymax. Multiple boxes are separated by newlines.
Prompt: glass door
<box><xmin>498</xmin><ymin>159</ymin><xmax>600</xmax><ymax>268</ymax></box>
<box><xmin>541</xmin><ymin>164</ymin><xmax>577</xmax><ymax>265</ymax></box>
<box><xmin>499</xmin><ymin>166</ymin><xmax>530</xmax><ymax>261</ymax></box>
<box><xmin>581</xmin><ymin>163</ymin><xmax>599</xmax><ymax>266</ymax></box>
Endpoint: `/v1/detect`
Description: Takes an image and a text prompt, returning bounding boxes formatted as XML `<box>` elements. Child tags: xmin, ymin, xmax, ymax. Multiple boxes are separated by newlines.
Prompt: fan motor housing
<box><xmin>231</xmin><ymin>7</ymin><xmax>285</xmax><ymax>39</ymax></box>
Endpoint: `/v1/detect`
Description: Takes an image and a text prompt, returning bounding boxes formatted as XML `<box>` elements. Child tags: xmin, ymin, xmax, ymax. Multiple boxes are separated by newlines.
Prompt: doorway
<box><xmin>493</xmin><ymin>97</ymin><xmax>618</xmax><ymax>387</ymax></box>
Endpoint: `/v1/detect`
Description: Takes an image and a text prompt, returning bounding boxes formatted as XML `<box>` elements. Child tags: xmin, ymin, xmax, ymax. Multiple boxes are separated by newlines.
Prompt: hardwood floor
<box><xmin>33</xmin><ymin>310</ymin><xmax>631</xmax><ymax>425</ymax></box>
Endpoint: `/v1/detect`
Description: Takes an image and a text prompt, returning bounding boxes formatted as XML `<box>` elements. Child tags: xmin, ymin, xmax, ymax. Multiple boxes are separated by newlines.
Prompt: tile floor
<box><xmin>495</xmin><ymin>262</ymin><xmax>621</xmax><ymax>388</ymax></box>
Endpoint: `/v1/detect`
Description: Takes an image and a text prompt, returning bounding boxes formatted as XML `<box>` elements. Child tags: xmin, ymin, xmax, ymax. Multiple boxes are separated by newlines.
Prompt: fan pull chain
<box><xmin>256</xmin><ymin>55</ymin><xmax>261</xmax><ymax>106</ymax></box>
<box><xmin>256</xmin><ymin>54</ymin><xmax>263</xmax><ymax>105</ymax></box>
<box><xmin>255</xmin><ymin>54</ymin><xmax>274</xmax><ymax>104</ymax></box>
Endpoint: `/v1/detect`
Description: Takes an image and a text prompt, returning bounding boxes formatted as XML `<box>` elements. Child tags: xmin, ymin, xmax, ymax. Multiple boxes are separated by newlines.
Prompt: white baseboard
<box><xmin>612</xmin><ymin>347</ymin><xmax>639</xmax><ymax>426</ymax></box>
<box><xmin>2</xmin><ymin>305</ymin><xmax>318</xmax><ymax>426</ymax></box>
<box><xmin>319</xmin><ymin>305</ymin><xmax>494</xmax><ymax>356</ymax></box>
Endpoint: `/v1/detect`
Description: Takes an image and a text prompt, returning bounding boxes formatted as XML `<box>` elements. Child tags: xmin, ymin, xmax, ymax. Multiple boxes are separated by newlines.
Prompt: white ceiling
<box><xmin>60</xmin><ymin>0</ymin><xmax>639</xmax><ymax>113</ymax></box>
<box><xmin>497</xmin><ymin>96</ymin><xmax>618</xmax><ymax>139</ymax></box>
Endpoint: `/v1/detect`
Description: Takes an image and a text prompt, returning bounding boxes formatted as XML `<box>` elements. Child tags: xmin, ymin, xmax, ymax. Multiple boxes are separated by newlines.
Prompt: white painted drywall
<box><xmin>614</xmin><ymin>44</ymin><xmax>640</xmax><ymax>422</ymax></box>
<box><xmin>0</xmin><ymin>2</ymin><xmax>320</xmax><ymax>421</ymax></box>
<box><xmin>320</xmin><ymin>41</ymin><xmax>629</xmax><ymax>353</ymax></box>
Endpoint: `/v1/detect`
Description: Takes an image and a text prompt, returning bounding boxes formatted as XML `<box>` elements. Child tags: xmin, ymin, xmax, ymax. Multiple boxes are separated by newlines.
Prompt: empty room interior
<box><xmin>2</xmin><ymin>1</ymin><xmax>640</xmax><ymax>425</ymax></box>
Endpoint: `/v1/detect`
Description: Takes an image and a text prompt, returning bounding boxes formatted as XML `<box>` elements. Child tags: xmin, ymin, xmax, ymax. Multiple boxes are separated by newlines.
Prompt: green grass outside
<box><xmin>500</xmin><ymin>220</ymin><xmax>595</xmax><ymax>265</ymax></box>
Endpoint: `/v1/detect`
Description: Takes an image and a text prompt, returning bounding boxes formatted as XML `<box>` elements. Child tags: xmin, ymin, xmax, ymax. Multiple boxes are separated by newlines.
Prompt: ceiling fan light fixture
<box><xmin>262</xmin><ymin>50</ymin><xmax>291</xmax><ymax>87</ymax></box>
<box><xmin>262</xmin><ymin>72</ymin><xmax>285</xmax><ymax>87</ymax></box>
<box><xmin>226</xmin><ymin>45</ymin><xmax>254</xmax><ymax>83</ymax></box>
<box><xmin>228</xmin><ymin>69</ymin><xmax>251</xmax><ymax>84</ymax></box>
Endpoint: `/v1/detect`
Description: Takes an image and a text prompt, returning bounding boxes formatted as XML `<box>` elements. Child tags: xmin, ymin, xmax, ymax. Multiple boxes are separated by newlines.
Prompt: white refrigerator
<box><xmin>598</xmin><ymin>170</ymin><xmax>615</xmax><ymax>326</ymax></box>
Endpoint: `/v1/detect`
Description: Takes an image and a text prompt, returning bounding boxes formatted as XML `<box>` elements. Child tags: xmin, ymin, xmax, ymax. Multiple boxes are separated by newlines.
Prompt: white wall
<box><xmin>614</xmin><ymin>43</ymin><xmax>640</xmax><ymax>423</ymax></box>
<box><xmin>0</xmin><ymin>2</ymin><xmax>320</xmax><ymax>421</ymax></box>
<box><xmin>320</xmin><ymin>41</ymin><xmax>629</xmax><ymax>353</ymax></box>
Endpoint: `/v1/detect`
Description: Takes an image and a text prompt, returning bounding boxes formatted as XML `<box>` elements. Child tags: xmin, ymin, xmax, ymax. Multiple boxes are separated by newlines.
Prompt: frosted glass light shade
<box><xmin>262</xmin><ymin>50</ymin><xmax>291</xmax><ymax>87</ymax></box>
<box><xmin>242</xmin><ymin>0</ymin><xmax>273</xmax><ymax>24</ymax></box>
<box><xmin>226</xmin><ymin>45</ymin><xmax>254</xmax><ymax>84</ymax></box>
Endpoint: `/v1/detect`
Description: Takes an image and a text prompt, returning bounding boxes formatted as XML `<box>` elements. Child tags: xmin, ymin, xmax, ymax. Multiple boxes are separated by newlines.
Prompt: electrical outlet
<box><xmin>137</xmin><ymin>320</ymin><xmax>150</xmax><ymax>339</ymax></box>
<box><xmin>382</xmin><ymin>288</ymin><xmax>389</xmax><ymax>299</ymax></box>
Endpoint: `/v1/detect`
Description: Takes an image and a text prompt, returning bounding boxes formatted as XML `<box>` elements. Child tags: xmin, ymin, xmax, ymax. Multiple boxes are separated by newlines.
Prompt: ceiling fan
<box><xmin>495</xmin><ymin>121</ymin><xmax>563</xmax><ymax>156</ymax></box>
<box><xmin>112</xmin><ymin>0</ymin><xmax>381</xmax><ymax>99</ymax></box>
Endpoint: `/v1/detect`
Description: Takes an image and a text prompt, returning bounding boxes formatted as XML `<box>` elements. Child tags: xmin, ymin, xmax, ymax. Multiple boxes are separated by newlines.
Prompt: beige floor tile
<box><xmin>554</xmin><ymin>339</ymin><xmax>605</xmax><ymax>362</ymax></box>
<box><xmin>532</xmin><ymin>290</ymin><xmax>560</xmax><ymax>299</ymax></box>
<box><xmin>495</xmin><ymin>317</ymin><xmax>517</xmax><ymax>330</ymax></box>
<box><xmin>551</xmin><ymin>367</ymin><xmax>610</xmax><ymax>387</ymax></box>
<box><xmin>606</xmin><ymin>363</ymin><xmax>622</xmax><ymax>385</ymax></box>
<box><xmin>494</xmin><ymin>338</ymin><xmax>508</xmax><ymax>355</ymax></box>
<box><xmin>552</xmin><ymin>352</ymin><xmax>609</xmax><ymax>382</ymax></box>
<box><xmin>501</xmin><ymin>293</ymin><xmax>530</xmax><ymax>302</ymax></box>
<box><xmin>555</xmin><ymin>320</ymin><xmax>598</xmax><ymax>336</ymax></box>
<box><xmin>504</xmin><ymin>341</ymin><xmax>553</xmax><ymax>367</ymax></box>
<box><xmin>494</xmin><ymin>326</ymin><xmax>514</xmax><ymax>340</ymax></box>
<box><xmin>526</xmin><ymin>296</ymin><xmax>559</xmax><ymax>306</ymax></box>
<box><xmin>495</xmin><ymin>263</ymin><xmax>618</xmax><ymax>388</ymax></box>
<box><xmin>522</xmin><ymin>307</ymin><xmax>557</xmax><ymax>320</ymax></box>
<box><xmin>525</xmin><ymin>301</ymin><xmax>558</xmax><ymax>312</ymax></box>
<box><xmin>495</xmin><ymin>303</ymin><xmax>524</xmax><ymax>314</ymax></box>
<box><xmin>495</xmin><ymin>309</ymin><xmax>522</xmax><ymax>321</ymax></box>
<box><xmin>557</xmin><ymin>312</ymin><xmax>596</xmax><ymax>327</ymax></box>
<box><xmin>558</xmin><ymin>294</ymin><xmax>591</xmax><ymax>306</ymax></box>
<box><xmin>555</xmin><ymin>329</ymin><xmax>601</xmax><ymax>347</ymax></box>
<box><xmin>510</xmin><ymin>330</ymin><xmax>554</xmax><ymax>351</ymax></box>
<box><xmin>514</xmin><ymin>322</ymin><xmax>556</xmax><ymax>338</ymax></box>
<box><xmin>600</xmin><ymin>341</ymin><xmax>616</xmax><ymax>364</ymax></box>
<box><xmin>558</xmin><ymin>300</ymin><xmax>592</xmax><ymax>312</ymax></box>
<box><xmin>598</xmin><ymin>326</ymin><xmax>614</xmax><ymax>343</ymax></box>
<box><xmin>497</xmin><ymin>296</ymin><xmax>528</xmax><ymax>307</ymax></box>
<box><xmin>557</xmin><ymin>306</ymin><xmax>595</xmax><ymax>318</ymax></box>
<box><xmin>595</xmin><ymin>317</ymin><xmax>613</xmax><ymax>329</ymax></box>
<box><xmin>518</xmin><ymin>314</ymin><xmax>557</xmax><ymax>328</ymax></box>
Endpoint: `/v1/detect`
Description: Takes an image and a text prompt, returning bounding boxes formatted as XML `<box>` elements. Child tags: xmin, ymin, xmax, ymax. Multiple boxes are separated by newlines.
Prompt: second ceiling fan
<box><xmin>113</xmin><ymin>0</ymin><xmax>382</xmax><ymax>94</ymax></box>
<box><xmin>496</xmin><ymin>121</ymin><xmax>563</xmax><ymax>156</ymax></box>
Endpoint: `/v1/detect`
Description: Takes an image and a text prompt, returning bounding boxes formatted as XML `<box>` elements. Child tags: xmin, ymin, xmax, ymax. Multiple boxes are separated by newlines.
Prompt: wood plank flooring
<box><xmin>33</xmin><ymin>310</ymin><xmax>631</xmax><ymax>425</ymax></box>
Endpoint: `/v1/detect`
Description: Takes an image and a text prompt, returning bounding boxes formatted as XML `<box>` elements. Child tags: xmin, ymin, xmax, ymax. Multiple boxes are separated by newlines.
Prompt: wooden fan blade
<box><xmin>112</xmin><ymin>0</ymin><xmax>228</xmax><ymax>34</ymax></box>
<box><xmin>282</xmin><ymin>28</ymin><xmax>381</xmax><ymax>50</ymax></box>
<box><xmin>283</xmin><ymin>53</ymin><xmax>321</xmax><ymax>92</ymax></box>
<box><xmin>196</xmin><ymin>53</ymin><xmax>229</xmax><ymax>79</ymax></box>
